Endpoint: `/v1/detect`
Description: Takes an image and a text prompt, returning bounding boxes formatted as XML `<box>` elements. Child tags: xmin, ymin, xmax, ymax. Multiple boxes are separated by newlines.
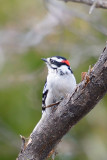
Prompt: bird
<box><xmin>41</xmin><ymin>56</ymin><xmax>76</xmax><ymax>115</ymax></box>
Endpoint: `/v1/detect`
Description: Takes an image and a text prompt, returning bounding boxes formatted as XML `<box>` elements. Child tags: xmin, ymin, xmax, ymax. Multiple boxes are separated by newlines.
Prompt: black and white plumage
<box><xmin>42</xmin><ymin>56</ymin><xmax>76</xmax><ymax>115</ymax></box>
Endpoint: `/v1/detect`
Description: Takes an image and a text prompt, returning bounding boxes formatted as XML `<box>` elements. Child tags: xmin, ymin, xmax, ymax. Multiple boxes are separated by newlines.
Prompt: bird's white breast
<box><xmin>46</xmin><ymin>70</ymin><xmax>76</xmax><ymax>107</ymax></box>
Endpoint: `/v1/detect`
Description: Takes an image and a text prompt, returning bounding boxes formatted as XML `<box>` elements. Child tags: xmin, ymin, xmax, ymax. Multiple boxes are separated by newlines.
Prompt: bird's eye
<box><xmin>50</xmin><ymin>59</ymin><xmax>54</xmax><ymax>64</ymax></box>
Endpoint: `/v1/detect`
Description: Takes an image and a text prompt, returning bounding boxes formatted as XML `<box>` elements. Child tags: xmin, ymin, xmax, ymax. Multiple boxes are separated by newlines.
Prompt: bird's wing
<box><xmin>42</xmin><ymin>80</ymin><xmax>48</xmax><ymax>112</ymax></box>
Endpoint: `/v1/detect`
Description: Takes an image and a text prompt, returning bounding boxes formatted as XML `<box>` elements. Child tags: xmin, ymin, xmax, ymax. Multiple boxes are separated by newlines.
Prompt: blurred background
<box><xmin>0</xmin><ymin>0</ymin><xmax>107</xmax><ymax>160</ymax></box>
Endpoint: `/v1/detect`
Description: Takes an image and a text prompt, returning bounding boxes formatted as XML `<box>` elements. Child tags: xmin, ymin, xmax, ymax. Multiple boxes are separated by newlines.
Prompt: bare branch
<box><xmin>62</xmin><ymin>0</ymin><xmax>107</xmax><ymax>9</ymax></box>
<box><xmin>17</xmin><ymin>44</ymin><xmax>107</xmax><ymax>160</ymax></box>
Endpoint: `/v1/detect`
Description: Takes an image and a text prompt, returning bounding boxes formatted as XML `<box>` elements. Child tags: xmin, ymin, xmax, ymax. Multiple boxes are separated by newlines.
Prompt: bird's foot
<box><xmin>43</xmin><ymin>100</ymin><xmax>62</xmax><ymax>109</ymax></box>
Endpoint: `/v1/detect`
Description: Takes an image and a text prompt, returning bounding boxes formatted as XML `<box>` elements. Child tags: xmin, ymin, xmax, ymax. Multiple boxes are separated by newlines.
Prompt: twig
<box><xmin>89</xmin><ymin>0</ymin><xmax>99</xmax><ymax>14</ymax></box>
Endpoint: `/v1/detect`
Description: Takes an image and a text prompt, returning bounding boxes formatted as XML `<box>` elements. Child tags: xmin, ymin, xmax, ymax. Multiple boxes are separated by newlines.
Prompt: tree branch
<box><xmin>62</xmin><ymin>0</ymin><xmax>107</xmax><ymax>9</ymax></box>
<box><xmin>17</xmin><ymin>44</ymin><xmax>107</xmax><ymax>160</ymax></box>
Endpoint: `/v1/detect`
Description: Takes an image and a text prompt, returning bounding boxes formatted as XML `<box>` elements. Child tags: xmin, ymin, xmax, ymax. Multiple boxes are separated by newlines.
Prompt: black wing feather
<box><xmin>42</xmin><ymin>81</ymin><xmax>48</xmax><ymax>112</ymax></box>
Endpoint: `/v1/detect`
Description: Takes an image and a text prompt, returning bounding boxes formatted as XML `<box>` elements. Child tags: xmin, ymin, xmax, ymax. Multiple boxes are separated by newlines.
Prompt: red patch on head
<box><xmin>62</xmin><ymin>60</ymin><xmax>70</xmax><ymax>66</ymax></box>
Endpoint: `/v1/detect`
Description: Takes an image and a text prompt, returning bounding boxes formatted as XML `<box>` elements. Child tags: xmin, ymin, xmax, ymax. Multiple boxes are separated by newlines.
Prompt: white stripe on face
<box><xmin>51</xmin><ymin>57</ymin><xmax>63</xmax><ymax>62</ymax></box>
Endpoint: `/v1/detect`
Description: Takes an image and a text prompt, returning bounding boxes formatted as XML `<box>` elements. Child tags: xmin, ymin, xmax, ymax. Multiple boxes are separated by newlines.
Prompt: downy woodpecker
<box><xmin>42</xmin><ymin>56</ymin><xmax>76</xmax><ymax>114</ymax></box>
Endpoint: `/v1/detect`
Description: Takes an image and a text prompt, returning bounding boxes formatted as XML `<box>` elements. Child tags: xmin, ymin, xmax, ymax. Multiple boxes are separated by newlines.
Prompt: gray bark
<box><xmin>62</xmin><ymin>0</ymin><xmax>107</xmax><ymax>9</ymax></box>
<box><xmin>17</xmin><ymin>45</ymin><xmax>107</xmax><ymax>160</ymax></box>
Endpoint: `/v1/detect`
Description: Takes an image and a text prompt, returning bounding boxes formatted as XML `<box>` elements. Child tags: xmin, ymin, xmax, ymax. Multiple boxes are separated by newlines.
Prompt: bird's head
<box><xmin>42</xmin><ymin>56</ymin><xmax>72</xmax><ymax>74</ymax></box>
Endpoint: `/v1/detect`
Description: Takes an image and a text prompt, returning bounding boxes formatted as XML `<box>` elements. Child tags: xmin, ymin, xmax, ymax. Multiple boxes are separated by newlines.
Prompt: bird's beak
<box><xmin>41</xmin><ymin>58</ymin><xmax>47</xmax><ymax>63</ymax></box>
